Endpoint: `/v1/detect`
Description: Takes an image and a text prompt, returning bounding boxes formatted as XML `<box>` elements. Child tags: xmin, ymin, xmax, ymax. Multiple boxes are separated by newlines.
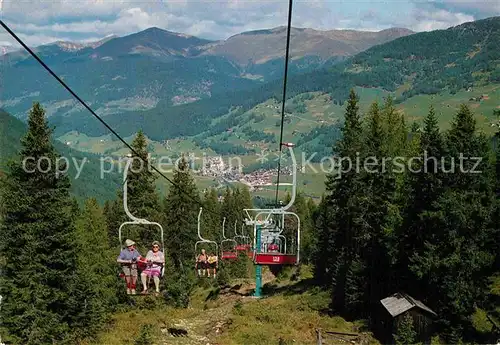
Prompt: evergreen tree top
<box><xmin>343</xmin><ymin>89</ymin><xmax>362</xmax><ymax>139</ymax></box>
<box><xmin>21</xmin><ymin>102</ymin><xmax>56</xmax><ymax>158</ymax></box>
<box><xmin>449</xmin><ymin>104</ymin><xmax>476</xmax><ymax>140</ymax></box>
<box><xmin>421</xmin><ymin>106</ymin><xmax>444</xmax><ymax>153</ymax></box>
<box><xmin>131</xmin><ymin>130</ymin><xmax>149</xmax><ymax>159</ymax></box>
<box><xmin>366</xmin><ymin>101</ymin><xmax>385</xmax><ymax>157</ymax></box>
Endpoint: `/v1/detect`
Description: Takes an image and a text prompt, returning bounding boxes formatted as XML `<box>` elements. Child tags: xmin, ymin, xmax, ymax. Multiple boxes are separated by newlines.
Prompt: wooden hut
<box><xmin>378</xmin><ymin>292</ymin><xmax>437</xmax><ymax>344</ymax></box>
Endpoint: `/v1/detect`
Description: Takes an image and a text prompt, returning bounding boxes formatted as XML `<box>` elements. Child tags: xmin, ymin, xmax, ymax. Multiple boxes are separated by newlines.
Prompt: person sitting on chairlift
<box><xmin>141</xmin><ymin>241</ymin><xmax>165</xmax><ymax>295</ymax></box>
<box><xmin>117</xmin><ymin>239</ymin><xmax>142</xmax><ymax>295</ymax></box>
<box><xmin>268</xmin><ymin>240</ymin><xmax>279</xmax><ymax>253</ymax></box>
<box><xmin>196</xmin><ymin>249</ymin><xmax>208</xmax><ymax>277</ymax></box>
<box><xmin>207</xmin><ymin>252</ymin><xmax>218</xmax><ymax>278</ymax></box>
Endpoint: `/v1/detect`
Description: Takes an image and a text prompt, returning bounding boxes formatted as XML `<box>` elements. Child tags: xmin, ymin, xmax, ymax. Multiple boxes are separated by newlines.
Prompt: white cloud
<box><xmin>0</xmin><ymin>31</ymin><xmax>79</xmax><ymax>47</ymax></box>
<box><xmin>435</xmin><ymin>0</ymin><xmax>500</xmax><ymax>16</ymax></box>
<box><xmin>0</xmin><ymin>0</ymin><xmax>490</xmax><ymax>47</ymax></box>
<box><xmin>2</xmin><ymin>0</ymin><xmax>133</xmax><ymax>22</ymax></box>
<box><xmin>412</xmin><ymin>9</ymin><xmax>474</xmax><ymax>31</ymax></box>
<box><xmin>1</xmin><ymin>0</ymin><xmax>334</xmax><ymax>43</ymax></box>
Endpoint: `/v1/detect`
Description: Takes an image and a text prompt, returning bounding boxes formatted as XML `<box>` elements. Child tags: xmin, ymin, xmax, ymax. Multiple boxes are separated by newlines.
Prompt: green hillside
<box><xmin>83</xmin><ymin>267</ymin><xmax>380</xmax><ymax>345</ymax></box>
<box><xmin>58</xmin><ymin>84</ymin><xmax>499</xmax><ymax>163</ymax></box>
<box><xmin>5</xmin><ymin>17</ymin><xmax>500</xmax><ymax>201</ymax></box>
<box><xmin>1</xmin><ymin>26</ymin><xmax>410</xmax><ymax>137</ymax></box>
<box><xmin>0</xmin><ymin>109</ymin><xmax>25</xmax><ymax>169</ymax></box>
<box><xmin>0</xmin><ymin>108</ymin><xmax>120</xmax><ymax>203</ymax></box>
<box><xmin>51</xmin><ymin>16</ymin><xmax>500</xmax><ymax>142</ymax></box>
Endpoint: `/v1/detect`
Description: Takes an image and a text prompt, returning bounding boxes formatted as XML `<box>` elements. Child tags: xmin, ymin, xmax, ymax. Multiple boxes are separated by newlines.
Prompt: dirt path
<box><xmin>159</xmin><ymin>271</ymin><xmax>277</xmax><ymax>345</ymax></box>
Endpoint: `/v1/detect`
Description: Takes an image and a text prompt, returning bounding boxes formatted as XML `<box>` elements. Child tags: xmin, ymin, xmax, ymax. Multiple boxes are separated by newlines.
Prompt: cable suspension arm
<box><xmin>274</xmin><ymin>0</ymin><xmax>294</xmax><ymax>206</ymax></box>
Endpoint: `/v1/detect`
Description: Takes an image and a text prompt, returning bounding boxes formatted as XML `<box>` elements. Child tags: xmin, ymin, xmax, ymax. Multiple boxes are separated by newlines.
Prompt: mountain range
<box><xmin>1</xmin><ymin>17</ymin><xmax>499</xmax><ymax>201</ymax></box>
<box><xmin>0</xmin><ymin>25</ymin><xmax>413</xmax><ymax>123</ymax></box>
<box><xmin>43</xmin><ymin>16</ymin><xmax>499</xmax><ymax>141</ymax></box>
<box><xmin>1</xmin><ymin>17</ymin><xmax>499</xmax><ymax>159</ymax></box>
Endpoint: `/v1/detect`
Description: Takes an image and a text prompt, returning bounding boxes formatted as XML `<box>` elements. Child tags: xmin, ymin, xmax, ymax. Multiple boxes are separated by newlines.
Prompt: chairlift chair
<box><xmin>118</xmin><ymin>156</ymin><xmax>165</xmax><ymax>293</ymax></box>
<box><xmin>251</xmin><ymin>212</ymin><xmax>299</xmax><ymax>265</ymax></box>
<box><xmin>240</xmin><ymin>223</ymin><xmax>253</xmax><ymax>258</ymax></box>
<box><xmin>220</xmin><ymin>218</ymin><xmax>238</xmax><ymax>260</ymax></box>
<box><xmin>195</xmin><ymin>207</ymin><xmax>218</xmax><ymax>262</ymax></box>
<box><xmin>244</xmin><ymin>143</ymin><xmax>300</xmax><ymax>266</ymax></box>
<box><xmin>234</xmin><ymin>223</ymin><xmax>252</xmax><ymax>258</ymax></box>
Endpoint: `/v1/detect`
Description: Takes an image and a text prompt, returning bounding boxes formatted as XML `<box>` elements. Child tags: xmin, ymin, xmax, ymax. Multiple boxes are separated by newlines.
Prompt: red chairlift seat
<box><xmin>235</xmin><ymin>244</ymin><xmax>253</xmax><ymax>257</ymax></box>
<box><xmin>254</xmin><ymin>253</ymin><xmax>297</xmax><ymax>265</ymax></box>
<box><xmin>137</xmin><ymin>256</ymin><xmax>148</xmax><ymax>271</ymax></box>
<box><xmin>221</xmin><ymin>251</ymin><xmax>238</xmax><ymax>260</ymax></box>
<box><xmin>235</xmin><ymin>244</ymin><xmax>247</xmax><ymax>251</ymax></box>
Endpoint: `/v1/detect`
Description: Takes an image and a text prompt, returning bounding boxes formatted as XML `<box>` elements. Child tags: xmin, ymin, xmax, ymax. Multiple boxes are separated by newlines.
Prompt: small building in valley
<box><xmin>378</xmin><ymin>292</ymin><xmax>437</xmax><ymax>344</ymax></box>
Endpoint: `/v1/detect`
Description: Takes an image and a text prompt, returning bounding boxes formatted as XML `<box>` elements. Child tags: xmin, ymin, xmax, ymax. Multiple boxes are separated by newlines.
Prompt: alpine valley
<box><xmin>1</xmin><ymin>17</ymin><xmax>499</xmax><ymax>199</ymax></box>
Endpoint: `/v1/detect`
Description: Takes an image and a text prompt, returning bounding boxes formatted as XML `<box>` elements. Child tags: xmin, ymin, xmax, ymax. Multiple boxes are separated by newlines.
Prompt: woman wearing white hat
<box><xmin>117</xmin><ymin>239</ymin><xmax>142</xmax><ymax>295</ymax></box>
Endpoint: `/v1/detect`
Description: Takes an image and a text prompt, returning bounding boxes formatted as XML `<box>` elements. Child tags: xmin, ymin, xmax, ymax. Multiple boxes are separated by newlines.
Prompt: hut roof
<box><xmin>380</xmin><ymin>292</ymin><xmax>437</xmax><ymax>318</ymax></box>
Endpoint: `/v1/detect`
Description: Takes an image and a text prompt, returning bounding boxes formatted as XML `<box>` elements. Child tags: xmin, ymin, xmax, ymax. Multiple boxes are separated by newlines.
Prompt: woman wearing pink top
<box><xmin>140</xmin><ymin>241</ymin><xmax>165</xmax><ymax>295</ymax></box>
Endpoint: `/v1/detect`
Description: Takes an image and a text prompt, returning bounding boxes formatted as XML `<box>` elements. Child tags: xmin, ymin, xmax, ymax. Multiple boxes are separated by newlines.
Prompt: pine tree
<box><xmin>311</xmin><ymin>195</ymin><xmax>331</xmax><ymax>284</ymax></box>
<box><xmin>344</xmin><ymin>255</ymin><xmax>366</xmax><ymax>317</ymax></box>
<box><xmin>103</xmin><ymin>198</ymin><xmax>125</xmax><ymax>248</ymax></box>
<box><xmin>72</xmin><ymin>198</ymin><xmax>118</xmax><ymax>337</ymax></box>
<box><xmin>493</xmin><ymin>122</ymin><xmax>500</xmax><ymax>287</ymax></box>
<box><xmin>164</xmin><ymin>156</ymin><xmax>200</xmax><ymax>270</ymax></box>
<box><xmin>0</xmin><ymin>102</ymin><xmax>82</xmax><ymax>344</ymax></box>
<box><xmin>365</xmin><ymin>101</ymin><xmax>385</xmax><ymax>157</ymax></box>
<box><xmin>321</xmin><ymin>89</ymin><xmax>367</xmax><ymax>313</ymax></box>
<box><xmin>202</xmin><ymin>188</ymin><xmax>221</xmax><ymax>242</ymax></box>
<box><xmin>233</xmin><ymin>185</ymin><xmax>253</xmax><ymax>242</ymax></box>
<box><xmin>361</xmin><ymin>101</ymin><xmax>397</xmax><ymax>318</ymax></box>
<box><xmin>235</xmin><ymin>185</ymin><xmax>253</xmax><ymax>222</ymax></box>
<box><xmin>382</xmin><ymin>96</ymin><xmax>402</xmax><ymax>156</ymax></box>
<box><xmin>288</xmin><ymin>193</ymin><xmax>315</xmax><ymax>263</ymax></box>
<box><xmin>0</xmin><ymin>172</ymin><xmax>5</xmax><ymax>220</ymax></box>
<box><xmin>221</xmin><ymin>187</ymin><xmax>238</xmax><ymax>236</ymax></box>
<box><xmin>302</xmin><ymin>197</ymin><xmax>318</xmax><ymax>264</ymax></box>
<box><xmin>125</xmin><ymin>130</ymin><xmax>162</xmax><ymax>247</ymax></box>
<box><xmin>410</xmin><ymin>105</ymin><xmax>496</xmax><ymax>341</ymax></box>
<box><xmin>399</xmin><ymin>106</ymin><xmax>446</xmax><ymax>296</ymax></box>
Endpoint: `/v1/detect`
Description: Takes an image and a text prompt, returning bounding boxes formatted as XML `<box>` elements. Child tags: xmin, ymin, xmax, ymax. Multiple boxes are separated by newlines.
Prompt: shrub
<box><xmin>163</xmin><ymin>272</ymin><xmax>196</xmax><ymax>308</ymax></box>
<box><xmin>134</xmin><ymin>324</ymin><xmax>155</xmax><ymax>345</ymax></box>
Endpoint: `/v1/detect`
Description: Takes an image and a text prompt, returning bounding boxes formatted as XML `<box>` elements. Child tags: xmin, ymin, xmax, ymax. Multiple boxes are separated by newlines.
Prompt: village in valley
<box><xmin>197</xmin><ymin>155</ymin><xmax>293</xmax><ymax>191</ymax></box>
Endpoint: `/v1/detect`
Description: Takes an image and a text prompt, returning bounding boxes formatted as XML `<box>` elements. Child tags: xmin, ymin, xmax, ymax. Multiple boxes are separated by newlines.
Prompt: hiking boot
<box><xmin>131</xmin><ymin>289</ymin><xmax>136</xmax><ymax>295</ymax></box>
<box><xmin>127</xmin><ymin>288</ymin><xmax>131</xmax><ymax>295</ymax></box>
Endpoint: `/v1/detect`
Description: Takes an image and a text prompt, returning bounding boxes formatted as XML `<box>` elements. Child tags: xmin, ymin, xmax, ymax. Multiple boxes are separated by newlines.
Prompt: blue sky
<box><xmin>0</xmin><ymin>0</ymin><xmax>499</xmax><ymax>47</ymax></box>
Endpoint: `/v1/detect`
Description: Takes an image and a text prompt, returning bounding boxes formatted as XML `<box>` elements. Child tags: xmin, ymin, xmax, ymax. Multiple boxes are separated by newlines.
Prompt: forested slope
<box><xmin>0</xmin><ymin>109</ymin><xmax>25</xmax><ymax>169</ymax></box>
<box><xmin>0</xmin><ymin>108</ymin><xmax>120</xmax><ymax>203</ymax></box>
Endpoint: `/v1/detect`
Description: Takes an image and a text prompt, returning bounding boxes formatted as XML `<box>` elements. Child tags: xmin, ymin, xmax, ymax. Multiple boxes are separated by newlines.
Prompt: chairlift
<box><xmin>118</xmin><ymin>156</ymin><xmax>165</xmax><ymax>294</ymax></box>
<box><xmin>195</xmin><ymin>207</ymin><xmax>218</xmax><ymax>260</ymax></box>
<box><xmin>243</xmin><ymin>142</ymin><xmax>300</xmax><ymax>266</ymax></box>
<box><xmin>220</xmin><ymin>218</ymin><xmax>238</xmax><ymax>260</ymax></box>
<box><xmin>250</xmin><ymin>214</ymin><xmax>299</xmax><ymax>265</ymax></box>
<box><xmin>234</xmin><ymin>223</ymin><xmax>252</xmax><ymax>255</ymax></box>
<box><xmin>240</xmin><ymin>223</ymin><xmax>254</xmax><ymax>258</ymax></box>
